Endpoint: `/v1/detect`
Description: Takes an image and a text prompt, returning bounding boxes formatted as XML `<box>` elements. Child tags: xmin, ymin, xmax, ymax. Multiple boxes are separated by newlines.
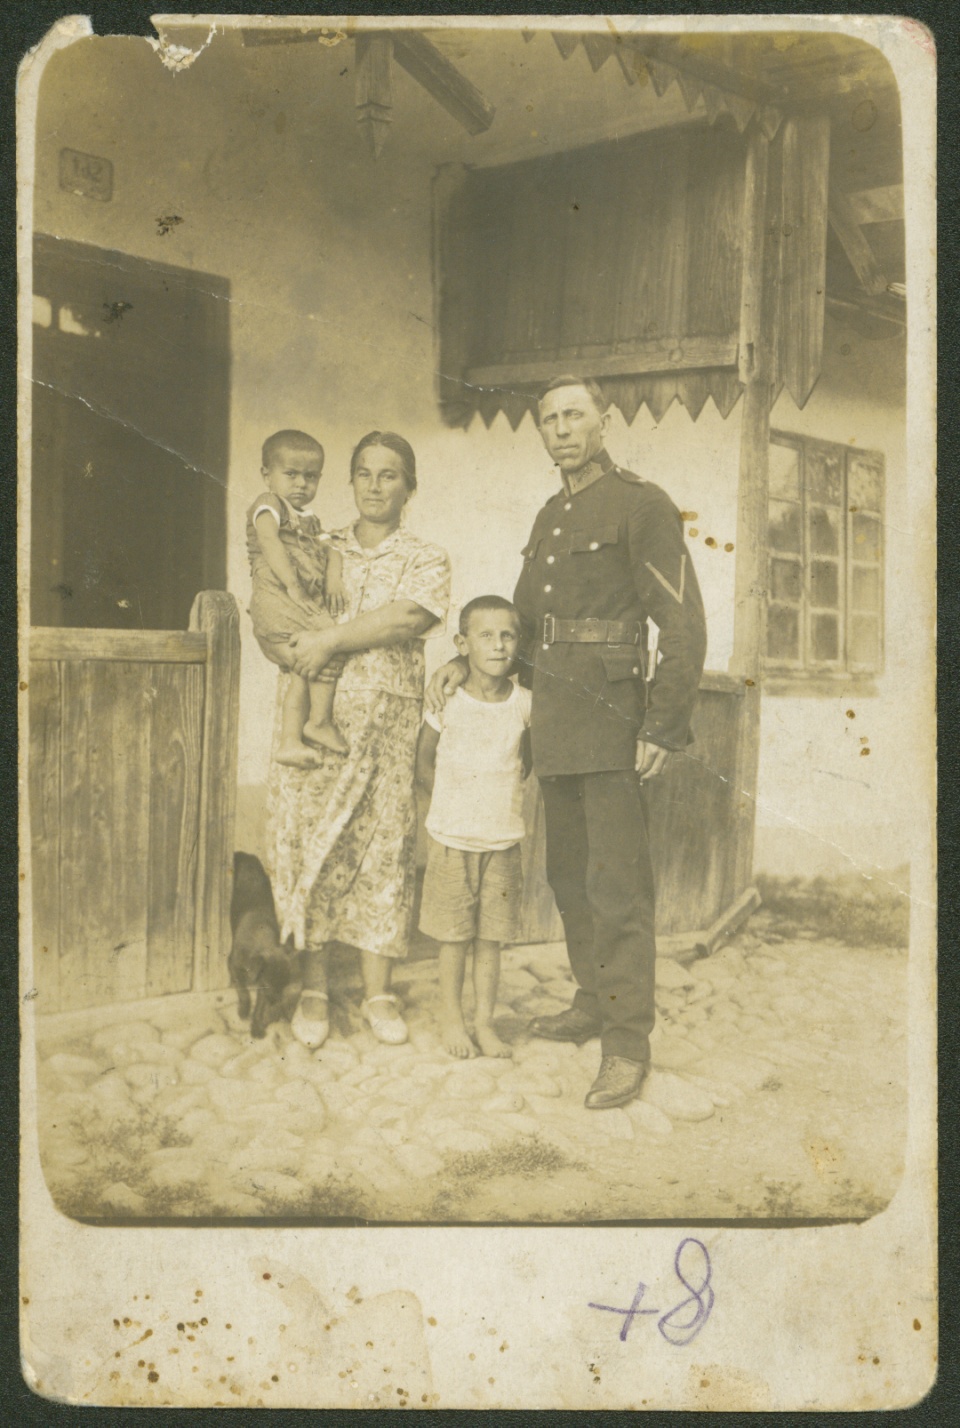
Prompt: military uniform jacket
<box><xmin>513</xmin><ymin>449</ymin><xmax>707</xmax><ymax>777</ymax></box>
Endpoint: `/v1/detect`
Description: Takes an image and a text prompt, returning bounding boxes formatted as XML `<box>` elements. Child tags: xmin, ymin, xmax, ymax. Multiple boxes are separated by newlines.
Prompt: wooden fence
<box><xmin>520</xmin><ymin>672</ymin><xmax>750</xmax><ymax>947</ymax></box>
<box><xmin>28</xmin><ymin>592</ymin><xmax>240</xmax><ymax>1013</ymax></box>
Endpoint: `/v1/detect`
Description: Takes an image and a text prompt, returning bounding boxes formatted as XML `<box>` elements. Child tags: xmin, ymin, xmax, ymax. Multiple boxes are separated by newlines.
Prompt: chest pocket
<box><xmin>569</xmin><ymin>523</ymin><xmax>620</xmax><ymax>555</ymax></box>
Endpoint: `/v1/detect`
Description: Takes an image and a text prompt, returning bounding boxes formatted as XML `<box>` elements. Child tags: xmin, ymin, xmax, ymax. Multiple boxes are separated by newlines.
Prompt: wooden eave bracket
<box><xmin>828</xmin><ymin>188</ymin><xmax>893</xmax><ymax>297</ymax></box>
<box><xmin>356</xmin><ymin>30</ymin><xmax>495</xmax><ymax>155</ymax></box>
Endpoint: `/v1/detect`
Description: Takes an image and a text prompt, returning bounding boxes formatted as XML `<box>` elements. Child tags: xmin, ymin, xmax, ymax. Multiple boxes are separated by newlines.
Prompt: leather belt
<box><xmin>542</xmin><ymin>615</ymin><xmax>642</xmax><ymax>646</ymax></box>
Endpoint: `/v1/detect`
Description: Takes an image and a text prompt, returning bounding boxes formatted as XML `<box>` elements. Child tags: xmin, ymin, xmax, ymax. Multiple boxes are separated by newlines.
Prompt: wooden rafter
<box><xmin>828</xmin><ymin>189</ymin><xmax>889</xmax><ymax>296</ymax></box>
<box><xmin>392</xmin><ymin>31</ymin><xmax>496</xmax><ymax>137</ymax></box>
<box><xmin>846</xmin><ymin>183</ymin><xmax>904</xmax><ymax>225</ymax></box>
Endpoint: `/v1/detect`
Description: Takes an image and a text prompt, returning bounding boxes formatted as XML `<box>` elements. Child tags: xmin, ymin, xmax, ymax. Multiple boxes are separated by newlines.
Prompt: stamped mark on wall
<box><xmin>59</xmin><ymin>147</ymin><xmax>113</xmax><ymax>202</ymax></box>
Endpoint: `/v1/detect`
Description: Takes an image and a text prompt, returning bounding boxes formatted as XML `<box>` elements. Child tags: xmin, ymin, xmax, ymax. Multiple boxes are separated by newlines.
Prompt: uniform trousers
<box><xmin>539</xmin><ymin>769</ymin><xmax>656</xmax><ymax>1064</ymax></box>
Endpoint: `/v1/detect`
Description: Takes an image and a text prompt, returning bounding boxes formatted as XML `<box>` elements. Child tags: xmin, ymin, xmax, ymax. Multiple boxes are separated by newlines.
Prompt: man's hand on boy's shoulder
<box><xmin>424</xmin><ymin>656</ymin><xmax>468</xmax><ymax>716</ymax></box>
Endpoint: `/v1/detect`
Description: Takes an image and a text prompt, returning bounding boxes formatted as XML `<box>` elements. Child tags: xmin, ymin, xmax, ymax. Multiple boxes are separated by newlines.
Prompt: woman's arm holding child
<box><xmin>324</xmin><ymin>546</ymin><xmax>346</xmax><ymax>617</ymax></box>
<box><xmin>254</xmin><ymin>511</ymin><xmax>316</xmax><ymax>617</ymax></box>
<box><xmin>289</xmin><ymin>600</ymin><xmax>436</xmax><ymax>677</ymax></box>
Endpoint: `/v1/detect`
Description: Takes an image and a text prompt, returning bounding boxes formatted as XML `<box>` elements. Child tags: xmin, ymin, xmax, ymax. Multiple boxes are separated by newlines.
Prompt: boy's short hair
<box><xmin>262</xmin><ymin>429</ymin><xmax>325</xmax><ymax>468</ymax></box>
<box><xmin>458</xmin><ymin>595</ymin><xmax>520</xmax><ymax>636</ymax></box>
<box><xmin>537</xmin><ymin>373</ymin><xmax>609</xmax><ymax>417</ymax></box>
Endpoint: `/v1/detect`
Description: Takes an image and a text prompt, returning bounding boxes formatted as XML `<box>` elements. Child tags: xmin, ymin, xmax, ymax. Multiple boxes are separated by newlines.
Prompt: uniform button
<box><xmin>589</xmin><ymin>541</ymin><xmax>599</xmax><ymax>551</ymax></box>
<box><xmin>553</xmin><ymin>527</ymin><xmax>561</xmax><ymax>536</ymax></box>
<box><xmin>542</xmin><ymin>643</ymin><xmax>550</xmax><ymax>651</ymax></box>
<box><xmin>633</xmin><ymin>666</ymin><xmax>640</xmax><ymax>675</ymax></box>
<box><xmin>564</xmin><ymin>502</ymin><xmax>572</xmax><ymax>511</ymax></box>
<box><xmin>547</xmin><ymin>555</ymin><xmax>555</xmax><ymax>565</ymax></box>
<box><xmin>544</xmin><ymin>584</ymin><xmax>552</xmax><ymax>593</ymax></box>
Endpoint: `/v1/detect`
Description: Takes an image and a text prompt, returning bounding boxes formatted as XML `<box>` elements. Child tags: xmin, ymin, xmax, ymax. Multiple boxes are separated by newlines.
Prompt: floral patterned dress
<box><xmin>267</xmin><ymin>521</ymin><xmax>450</xmax><ymax>955</ymax></box>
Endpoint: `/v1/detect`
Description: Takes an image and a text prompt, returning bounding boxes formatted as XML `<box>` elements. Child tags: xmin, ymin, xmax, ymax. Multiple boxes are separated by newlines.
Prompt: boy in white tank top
<box><xmin>416</xmin><ymin>596</ymin><xmax>532</xmax><ymax>1058</ymax></box>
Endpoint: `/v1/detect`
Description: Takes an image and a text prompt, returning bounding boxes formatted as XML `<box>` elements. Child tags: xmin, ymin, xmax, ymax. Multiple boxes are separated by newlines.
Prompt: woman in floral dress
<box><xmin>267</xmin><ymin>431</ymin><xmax>450</xmax><ymax>1049</ymax></box>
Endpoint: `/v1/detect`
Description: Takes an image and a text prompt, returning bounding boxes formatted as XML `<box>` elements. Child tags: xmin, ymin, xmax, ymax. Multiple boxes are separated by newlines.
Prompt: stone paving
<box><xmin>35</xmin><ymin>913</ymin><xmax>907</xmax><ymax>1223</ymax></box>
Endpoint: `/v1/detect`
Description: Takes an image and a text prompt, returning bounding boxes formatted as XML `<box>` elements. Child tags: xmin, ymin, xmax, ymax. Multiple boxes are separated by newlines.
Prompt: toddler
<box><xmin>247</xmin><ymin>429</ymin><xmax>347</xmax><ymax>766</ymax></box>
<box><xmin>416</xmin><ymin>595</ymin><xmax>532</xmax><ymax>1058</ymax></box>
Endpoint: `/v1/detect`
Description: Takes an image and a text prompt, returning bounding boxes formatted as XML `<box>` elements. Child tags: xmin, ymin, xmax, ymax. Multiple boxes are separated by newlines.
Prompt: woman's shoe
<box><xmin>361</xmin><ymin>994</ymin><xmax>408</xmax><ymax>1045</ymax></box>
<box><xmin>291</xmin><ymin>991</ymin><xmax>330</xmax><ymax>1049</ymax></box>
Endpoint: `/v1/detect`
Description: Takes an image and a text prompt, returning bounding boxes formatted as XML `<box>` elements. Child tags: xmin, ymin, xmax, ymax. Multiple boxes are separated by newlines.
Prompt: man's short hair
<box><xmin>458</xmin><ymin>594</ymin><xmax>520</xmax><ymax>636</ymax></box>
<box><xmin>537</xmin><ymin>374</ymin><xmax>609</xmax><ymax>416</ymax></box>
<box><xmin>262</xmin><ymin>429</ymin><xmax>325</xmax><ymax>468</ymax></box>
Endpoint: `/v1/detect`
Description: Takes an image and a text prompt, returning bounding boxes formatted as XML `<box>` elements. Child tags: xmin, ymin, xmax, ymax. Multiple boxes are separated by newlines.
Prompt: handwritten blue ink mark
<box><xmin>588</xmin><ymin>1282</ymin><xmax>660</xmax><ymax>1342</ymax></box>
<box><xmin>589</xmin><ymin>1238</ymin><xmax>714</xmax><ymax>1347</ymax></box>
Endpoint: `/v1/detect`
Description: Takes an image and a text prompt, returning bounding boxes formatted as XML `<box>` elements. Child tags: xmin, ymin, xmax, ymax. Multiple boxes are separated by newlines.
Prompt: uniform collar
<box><xmin>561</xmin><ymin>447</ymin><xmax>615</xmax><ymax>498</ymax></box>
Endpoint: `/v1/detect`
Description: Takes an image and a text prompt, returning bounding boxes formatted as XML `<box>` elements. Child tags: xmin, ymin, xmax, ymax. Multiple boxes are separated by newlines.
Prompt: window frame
<box><xmin>763</xmin><ymin>430</ymin><xmax>885</xmax><ymax>687</ymax></box>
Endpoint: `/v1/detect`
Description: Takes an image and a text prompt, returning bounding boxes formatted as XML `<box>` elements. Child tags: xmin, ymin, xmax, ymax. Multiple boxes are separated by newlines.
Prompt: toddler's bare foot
<box><xmin>303</xmin><ymin>720</ymin><xmax>349</xmax><ymax>755</ymax></box>
<box><xmin>275</xmin><ymin>741</ymin><xmax>321</xmax><ymax>769</ymax></box>
<box><xmin>475</xmin><ymin>1023</ymin><xmax>512</xmax><ymax>1058</ymax></box>
<box><xmin>441</xmin><ymin>1016</ymin><xmax>476</xmax><ymax>1059</ymax></box>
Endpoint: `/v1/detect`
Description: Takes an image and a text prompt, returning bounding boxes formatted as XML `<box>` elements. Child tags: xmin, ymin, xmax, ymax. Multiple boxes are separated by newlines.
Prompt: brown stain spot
<box><xmin>366</xmin><ymin>1341</ymin><xmax>374</xmax><ymax>1349</ymax></box>
<box><xmin>200</xmin><ymin>1318</ymin><xmax>208</xmax><ymax>1326</ymax></box>
<box><xmin>701</xmin><ymin>1378</ymin><xmax>710</xmax><ymax>1387</ymax></box>
<box><xmin>148</xmin><ymin>1371</ymin><xmax>159</xmax><ymax>1383</ymax></box>
<box><xmin>427</xmin><ymin>1316</ymin><xmax>437</xmax><ymax>1326</ymax></box>
<box><xmin>846</xmin><ymin>709</ymin><xmax>856</xmax><ymax>718</ymax></box>
<box><xmin>138</xmin><ymin>1360</ymin><xmax>145</xmax><ymax>1368</ymax></box>
<box><xmin>114</xmin><ymin>1352</ymin><xmax>121</xmax><ymax>1359</ymax></box>
<box><xmin>705</xmin><ymin>536</ymin><xmax>717</xmax><ymax>548</ymax></box>
<box><xmin>262</xmin><ymin>1273</ymin><xmax>271</xmax><ymax>1280</ymax></box>
<box><xmin>176</xmin><ymin>1323</ymin><xmax>184</xmax><ymax>1332</ymax></box>
<box><xmin>744</xmin><ymin>678</ymin><xmax>755</xmax><ymax>687</ymax></box>
<box><xmin>689</xmin><ymin>528</ymin><xmax>699</xmax><ymax>538</ymax></box>
<box><xmin>271</xmin><ymin>1375</ymin><xmax>279</xmax><ymax>1382</ymax></box>
<box><xmin>681</xmin><ymin>511</ymin><xmax>698</xmax><ymax>521</ymax></box>
<box><xmin>914</xmin><ymin>1319</ymin><xmax>922</xmax><ymax>1330</ymax></box>
<box><xmin>861</xmin><ymin>747</ymin><xmax>870</xmax><ymax>756</ymax></box>
<box><xmin>724</xmin><ymin>542</ymin><xmax>734</xmax><ymax>552</ymax></box>
<box><xmin>499</xmin><ymin>1341</ymin><xmax>509</xmax><ymax>1352</ymax></box>
<box><xmin>225</xmin><ymin>1323</ymin><xmax>232</xmax><ymax>1329</ymax></box>
<box><xmin>873</xmin><ymin>1356</ymin><xmax>880</xmax><ymax>1365</ymax></box>
<box><xmin>21</xmin><ymin>1297</ymin><xmax>28</xmax><ymax>1305</ymax></box>
<box><xmin>19</xmin><ymin>681</ymin><xmax>27</xmax><ymax>691</ymax></box>
<box><xmin>469</xmin><ymin>1353</ymin><xmax>476</xmax><ymax>1361</ymax></box>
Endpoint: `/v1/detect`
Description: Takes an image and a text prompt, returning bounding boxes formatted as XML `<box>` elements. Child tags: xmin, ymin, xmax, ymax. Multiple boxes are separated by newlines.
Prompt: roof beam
<box><xmin>392</xmin><ymin>30</ymin><xmax>495</xmax><ymax>136</ymax></box>
<box><xmin>846</xmin><ymin>183</ymin><xmax>904</xmax><ymax>225</ymax></box>
<box><xmin>828</xmin><ymin>189</ymin><xmax>889</xmax><ymax>296</ymax></box>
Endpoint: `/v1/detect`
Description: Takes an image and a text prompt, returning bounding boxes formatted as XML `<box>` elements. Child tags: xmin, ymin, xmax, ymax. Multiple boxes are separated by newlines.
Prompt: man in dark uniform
<box><xmin>429</xmin><ymin>375</ymin><xmax>706</xmax><ymax>1109</ymax></box>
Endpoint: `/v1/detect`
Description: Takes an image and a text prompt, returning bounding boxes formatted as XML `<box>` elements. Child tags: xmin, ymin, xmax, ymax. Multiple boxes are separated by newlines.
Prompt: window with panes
<box><xmin>765</xmin><ymin>433</ymin><xmax>884</xmax><ymax>677</ymax></box>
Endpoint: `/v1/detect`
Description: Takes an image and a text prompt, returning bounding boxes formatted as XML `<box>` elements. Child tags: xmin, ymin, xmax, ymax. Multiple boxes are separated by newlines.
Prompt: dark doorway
<box><xmin>31</xmin><ymin>235</ymin><xmax>230</xmax><ymax>630</ymax></box>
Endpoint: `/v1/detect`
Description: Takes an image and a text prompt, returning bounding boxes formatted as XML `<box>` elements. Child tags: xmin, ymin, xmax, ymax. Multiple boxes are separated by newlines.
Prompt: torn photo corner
<box><xmin>17</xmin><ymin>11</ymin><xmax>936</xmax><ymax>1411</ymax></box>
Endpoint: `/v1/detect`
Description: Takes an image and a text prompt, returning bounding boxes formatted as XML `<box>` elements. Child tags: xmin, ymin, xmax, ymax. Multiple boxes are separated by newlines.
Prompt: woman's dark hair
<box><xmin>349</xmin><ymin>430</ymin><xmax>417</xmax><ymax>492</ymax></box>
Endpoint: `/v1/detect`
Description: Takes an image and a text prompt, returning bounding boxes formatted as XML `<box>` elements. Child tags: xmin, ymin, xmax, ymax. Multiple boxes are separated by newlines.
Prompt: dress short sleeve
<box><xmin>250</xmin><ymin>491</ymin><xmax>284</xmax><ymax>527</ymax></box>
<box><xmin>396</xmin><ymin>539</ymin><xmax>451</xmax><ymax>636</ymax></box>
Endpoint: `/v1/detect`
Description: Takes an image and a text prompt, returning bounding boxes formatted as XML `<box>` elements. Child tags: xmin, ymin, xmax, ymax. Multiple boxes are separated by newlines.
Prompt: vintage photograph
<box><xmin>24</xmin><ymin>15</ymin><xmax>918</xmax><ymax>1237</ymax></box>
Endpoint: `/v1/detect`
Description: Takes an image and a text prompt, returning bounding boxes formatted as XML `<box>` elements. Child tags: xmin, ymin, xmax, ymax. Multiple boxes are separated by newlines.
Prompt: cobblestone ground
<box><xmin>36</xmin><ymin>915</ymin><xmax>907</xmax><ymax>1223</ymax></box>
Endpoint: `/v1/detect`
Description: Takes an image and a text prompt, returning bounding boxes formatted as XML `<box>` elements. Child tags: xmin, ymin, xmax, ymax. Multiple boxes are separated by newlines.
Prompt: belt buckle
<box><xmin>543</xmin><ymin>613</ymin><xmax>556</xmax><ymax>645</ymax></box>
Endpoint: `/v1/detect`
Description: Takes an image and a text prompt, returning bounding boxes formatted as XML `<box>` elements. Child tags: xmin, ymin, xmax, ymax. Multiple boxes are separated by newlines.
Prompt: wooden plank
<box><xmin>828</xmin><ymin>188</ymin><xmax>889</xmax><ymax>296</ymax></box>
<box><xmin>59</xmin><ymin>661</ymin><xmax>151</xmax><ymax>1009</ymax></box>
<box><xmin>846</xmin><ymin>183</ymin><xmax>903</xmax><ymax>225</ymax></box>
<box><xmin>685</xmin><ymin>126</ymin><xmax>747</xmax><ymax>338</ymax></box>
<box><xmin>466</xmin><ymin>337</ymin><xmax>738</xmax><ymax>389</ymax></box>
<box><xmin>31</xmin><ymin>627</ymin><xmax>208</xmax><ymax>663</ymax></box>
<box><xmin>145</xmin><ymin>663</ymin><xmax>204</xmax><ymax>996</ymax></box>
<box><xmin>646</xmin><ymin>688</ymin><xmax>742</xmax><ymax>933</ymax></box>
<box><xmin>355</xmin><ymin>33</ymin><xmax>393</xmax><ymax>158</ymax></box>
<box><xmin>737</xmin><ymin>124</ymin><xmax>769</xmax><ymax>383</ymax></box>
<box><xmin>432</xmin><ymin>162</ymin><xmax>479</xmax><ymax>425</ymax></box>
<box><xmin>392</xmin><ymin>30</ymin><xmax>495</xmax><ymax>136</ymax></box>
<box><xmin>500</xmin><ymin>153</ymin><xmax>567</xmax><ymax>360</ymax></box>
<box><xmin>190</xmin><ymin>592</ymin><xmax>240</xmax><ymax>992</ymax></box>
<box><xmin>616</xmin><ymin>131</ymin><xmax>689</xmax><ymax>345</ymax></box>
<box><xmin>559</xmin><ymin>150</ymin><xmax>623</xmax><ymax>350</ymax></box>
<box><xmin>780</xmin><ymin>114</ymin><xmax>831</xmax><ymax>407</ymax></box>
<box><xmin>696</xmin><ymin>885</ymin><xmax>761</xmax><ymax>955</ymax></box>
<box><xmin>28</xmin><ymin>661</ymin><xmax>62</xmax><ymax>1012</ymax></box>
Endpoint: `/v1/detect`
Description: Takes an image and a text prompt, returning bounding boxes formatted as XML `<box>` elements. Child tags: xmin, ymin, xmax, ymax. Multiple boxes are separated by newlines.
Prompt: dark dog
<box><xmin>229</xmin><ymin>852</ymin><xmax>300</xmax><ymax>1037</ymax></box>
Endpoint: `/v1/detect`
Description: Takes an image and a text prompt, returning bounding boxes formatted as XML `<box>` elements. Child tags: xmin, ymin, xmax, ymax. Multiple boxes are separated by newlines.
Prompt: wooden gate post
<box><xmin>730</xmin><ymin>127</ymin><xmax>775</xmax><ymax>894</ymax></box>
<box><xmin>190</xmin><ymin>590</ymin><xmax>240</xmax><ymax>990</ymax></box>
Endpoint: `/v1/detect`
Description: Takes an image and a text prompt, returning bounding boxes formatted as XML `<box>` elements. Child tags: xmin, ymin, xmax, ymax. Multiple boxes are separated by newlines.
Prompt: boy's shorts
<box><xmin>419</xmin><ymin>837</ymin><xmax>523</xmax><ymax>945</ymax></box>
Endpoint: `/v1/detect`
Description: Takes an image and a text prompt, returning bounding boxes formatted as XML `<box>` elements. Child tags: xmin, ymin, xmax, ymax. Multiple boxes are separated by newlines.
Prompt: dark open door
<box><xmin>31</xmin><ymin>235</ymin><xmax>230</xmax><ymax>630</ymax></box>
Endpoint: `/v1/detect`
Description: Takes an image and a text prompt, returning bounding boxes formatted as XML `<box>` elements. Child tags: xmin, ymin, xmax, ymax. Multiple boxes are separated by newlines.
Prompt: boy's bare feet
<box><xmin>475</xmin><ymin>1023</ymin><xmax>512</xmax><ymax>1058</ymax></box>
<box><xmin>275</xmin><ymin>742</ymin><xmax>322</xmax><ymax>769</ymax></box>
<box><xmin>441</xmin><ymin>1016</ymin><xmax>476</xmax><ymax>1059</ymax></box>
<box><xmin>303</xmin><ymin>720</ymin><xmax>349</xmax><ymax>755</ymax></box>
